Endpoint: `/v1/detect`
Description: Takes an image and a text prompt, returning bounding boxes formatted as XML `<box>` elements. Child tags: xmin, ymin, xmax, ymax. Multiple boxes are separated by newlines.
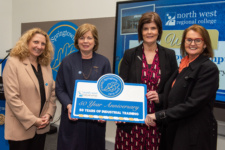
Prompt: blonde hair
<box><xmin>10</xmin><ymin>28</ymin><xmax>54</xmax><ymax>66</ymax></box>
<box><xmin>74</xmin><ymin>23</ymin><xmax>99</xmax><ymax>52</ymax></box>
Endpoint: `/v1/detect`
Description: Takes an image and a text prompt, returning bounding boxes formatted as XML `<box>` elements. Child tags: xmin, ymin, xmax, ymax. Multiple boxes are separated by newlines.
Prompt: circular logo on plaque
<box><xmin>0</xmin><ymin>114</ymin><xmax>5</xmax><ymax>125</ymax></box>
<box><xmin>97</xmin><ymin>74</ymin><xmax>124</xmax><ymax>98</ymax></box>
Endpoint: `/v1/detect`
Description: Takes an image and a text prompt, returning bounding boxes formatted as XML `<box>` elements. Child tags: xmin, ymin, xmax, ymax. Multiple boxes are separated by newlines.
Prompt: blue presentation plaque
<box><xmin>71</xmin><ymin>74</ymin><xmax>147</xmax><ymax>123</ymax></box>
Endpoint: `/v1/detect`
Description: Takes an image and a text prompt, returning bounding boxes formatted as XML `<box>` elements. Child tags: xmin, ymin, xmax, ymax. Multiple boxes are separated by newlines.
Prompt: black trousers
<box><xmin>8</xmin><ymin>133</ymin><xmax>46</xmax><ymax>150</ymax></box>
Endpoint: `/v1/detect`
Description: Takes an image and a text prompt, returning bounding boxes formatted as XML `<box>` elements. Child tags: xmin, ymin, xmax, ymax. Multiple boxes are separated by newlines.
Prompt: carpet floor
<box><xmin>44</xmin><ymin>127</ymin><xmax>114</xmax><ymax>150</ymax></box>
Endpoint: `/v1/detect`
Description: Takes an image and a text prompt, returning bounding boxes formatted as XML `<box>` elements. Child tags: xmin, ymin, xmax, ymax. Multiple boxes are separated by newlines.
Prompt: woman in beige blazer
<box><xmin>3</xmin><ymin>28</ymin><xmax>56</xmax><ymax>150</ymax></box>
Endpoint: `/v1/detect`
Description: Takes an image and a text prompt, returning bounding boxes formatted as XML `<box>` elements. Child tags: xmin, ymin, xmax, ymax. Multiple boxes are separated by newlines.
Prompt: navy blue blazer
<box><xmin>56</xmin><ymin>51</ymin><xmax>111</xmax><ymax>150</ymax></box>
<box><xmin>156</xmin><ymin>54</ymin><xmax>219</xmax><ymax>150</ymax></box>
<box><xmin>56</xmin><ymin>51</ymin><xmax>111</xmax><ymax>111</ymax></box>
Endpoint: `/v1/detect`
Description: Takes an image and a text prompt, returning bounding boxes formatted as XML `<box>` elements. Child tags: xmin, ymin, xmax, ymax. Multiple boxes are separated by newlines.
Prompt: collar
<box><xmin>189</xmin><ymin>54</ymin><xmax>209</xmax><ymax>71</ymax></box>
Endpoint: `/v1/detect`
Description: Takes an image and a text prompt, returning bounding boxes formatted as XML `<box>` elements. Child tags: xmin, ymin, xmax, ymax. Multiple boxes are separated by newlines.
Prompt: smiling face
<box><xmin>78</xmin><ymin>30</ymin><xmax>95</xmax><ymax>54</ymax></box>
<box><xmin>28</xmin><ymin>33</ymin><xmax>46</xmax><ymax>60</ymax></box>
<box><xmin>185</xmin><ymin>30</ymin><xmax>206</xmax><ymax>60</ymax></box>
<box><xmin>142</xmin><ymin>22</ymin><xmax>159</xmax><ymax>45</ymax></box>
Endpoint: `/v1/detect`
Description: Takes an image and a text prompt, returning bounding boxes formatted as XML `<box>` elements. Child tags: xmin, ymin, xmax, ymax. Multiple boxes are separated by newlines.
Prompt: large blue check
<box><xmin>71</xmin><ymin>74</ymin><xmax>147</xmax><ymax>123</ymax></box>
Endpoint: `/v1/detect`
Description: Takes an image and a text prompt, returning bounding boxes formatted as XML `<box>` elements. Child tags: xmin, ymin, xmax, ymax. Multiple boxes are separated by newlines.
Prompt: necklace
<box><xmin>82</xmin><ymin>67</ymin><xmax>92</xmax><ymax>79</ymax></box>
<box><xmin>82</xmin><ymin>58</ymin><xmax>93</xmax><ymax>80</ymax></box>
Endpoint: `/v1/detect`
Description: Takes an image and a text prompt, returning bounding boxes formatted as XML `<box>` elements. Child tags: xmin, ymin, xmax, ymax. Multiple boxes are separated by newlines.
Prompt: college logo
<box><xmin>165</xmin><ymin>13</ymin><xmax>176</xmax><ymax>26</ymax></box>
<box><xmin>48</xmin><ymin>21</ymin><xmax>78</xmax><ymax>80</ymax></box>
<box><xmin>97</xmin><ymin>74</ymin><xmax>124</xmax><ymax>98</ymax></box>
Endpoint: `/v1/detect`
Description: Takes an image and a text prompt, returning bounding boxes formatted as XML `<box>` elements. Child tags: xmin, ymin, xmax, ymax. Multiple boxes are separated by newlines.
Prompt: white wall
<box><xmin>11</xmin><ymin>0</ymin><xmax>129</xmax><ymax>44</ymax></box>
<box><xmin>217</xmin><ymin>135</ymin><xmax>225</xmax><ymax>150</ymax></box>
<box><xmin>1</xmin><ymin>0</ymin><xmax>225</xmax><ymax>149</ymax></box>
<box><xmin>0</xmin><ymin>0</ymin><xmax>12</xmax><ymax>59</ymax></box>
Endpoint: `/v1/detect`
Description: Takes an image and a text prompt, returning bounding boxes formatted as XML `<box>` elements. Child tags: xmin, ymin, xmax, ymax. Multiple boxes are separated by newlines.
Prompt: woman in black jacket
<box><xmin>145</xmin><ymin>24</ymin><xmax>219</xmax><ymax>150</ymax></box>
<box><xmin>115</xmin><ymin>12</ymin><xmax>177</xmax><ymax>150</ymax></box>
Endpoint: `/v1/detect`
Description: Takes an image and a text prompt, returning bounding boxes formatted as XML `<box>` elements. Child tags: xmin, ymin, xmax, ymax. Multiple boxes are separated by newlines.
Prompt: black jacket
<box><xmin>117</xmin><ymin>43</ymin><xmax>178</xmax><ymax>132</ymax></box>
<box><xmin>156</xmin><ymin>54</ymin><xmax>219</xmax><ymax>150</ymax></box>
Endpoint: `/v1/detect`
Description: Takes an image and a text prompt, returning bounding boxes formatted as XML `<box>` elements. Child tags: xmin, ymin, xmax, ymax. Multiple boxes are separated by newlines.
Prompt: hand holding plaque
<box><xmin>71</xmin><ymin>74</ymin><xmax>147</xmax><ymax>123</ymax></box>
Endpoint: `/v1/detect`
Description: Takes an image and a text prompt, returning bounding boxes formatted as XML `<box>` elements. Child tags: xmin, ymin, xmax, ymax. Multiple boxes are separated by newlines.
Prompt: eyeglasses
<box><xmin>185</xmin><ymin>38</ymin><xmax>204</xmax><ymax>45</ymax></box>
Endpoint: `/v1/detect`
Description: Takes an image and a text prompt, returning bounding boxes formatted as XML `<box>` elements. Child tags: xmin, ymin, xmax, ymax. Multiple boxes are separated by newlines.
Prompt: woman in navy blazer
<box><xmin>56</xmin><ymin>23</ymin><xmax>111</xmax><ymax>150</ymax></box>
<box><xmin>145</xmin><ymin>24</ymin><xmax>219</xmax><ymax>150</ymax></box>
<box><xmin>115</xmin><ymin>12</ymin><xmax>178</xmax><ymax>150</ymax></box>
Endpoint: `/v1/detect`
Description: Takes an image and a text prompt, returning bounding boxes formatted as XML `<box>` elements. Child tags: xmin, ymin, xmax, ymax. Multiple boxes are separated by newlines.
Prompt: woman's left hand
<box><xmin>145</xmin><ymin>113</ymin><xmax>156</xmax><ymax>127</ymax></box>
<box><xmin>146</xmin><ymin>91</ymin><xmax>159</xmax><ymax>103</ymax></box>
<box><xmin>38</xmin><ymin>114</ymin><xmax>51</xmax><ymax>129</ymax></box>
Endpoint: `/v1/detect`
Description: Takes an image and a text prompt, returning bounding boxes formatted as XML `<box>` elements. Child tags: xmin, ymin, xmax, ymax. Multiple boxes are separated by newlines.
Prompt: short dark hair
<box><xmin>138</xmin><ymin>12</ymin><xmax>162</xmax><ymax>42</ymax></box>
<box><xmin>180</xmin><ymin>24</ymin><xmax>214</xmax><ymax>58</ymax></box>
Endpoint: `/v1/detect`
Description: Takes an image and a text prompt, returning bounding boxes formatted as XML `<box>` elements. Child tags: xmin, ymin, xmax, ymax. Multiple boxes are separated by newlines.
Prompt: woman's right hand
<box><xmin>145</xmin><ymin>113</ymin><xmax>156</xmax><ymax>127</ymax></box>
<box><xmin>146</xmin><ymin>91</ymin><xmax>159</xmax><ymax>103</ymax></box>
<box><xmin>67</xmin><ymin>104</ymin><xmax>78</xmax><ymax>121</ymax></box>
<box><xmin>34</xmin><ymin>118</ymin><xmax>45</xmax><ymax>128</ymax></box>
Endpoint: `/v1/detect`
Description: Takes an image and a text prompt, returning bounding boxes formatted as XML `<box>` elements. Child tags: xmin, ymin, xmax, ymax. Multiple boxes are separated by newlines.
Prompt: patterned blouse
<box><xmin>115</xmin><ymin>48</ymin><xmax>162</xmax><ymax>150</ymax></box>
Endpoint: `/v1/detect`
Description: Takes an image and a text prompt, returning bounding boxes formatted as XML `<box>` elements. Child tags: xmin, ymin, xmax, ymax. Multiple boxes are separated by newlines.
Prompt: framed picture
<box><xmin>113</xmin><ymin>0</ymin><xmax>225</xmax><ymax>108</ymax></box>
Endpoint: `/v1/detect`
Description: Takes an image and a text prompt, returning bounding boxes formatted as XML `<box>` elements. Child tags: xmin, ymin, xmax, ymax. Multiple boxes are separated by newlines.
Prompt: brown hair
<box><xmin>180</xmin><ymin>24</ymin><xmax>214</xmax><ymax>58</ymax></box>
<box><xmin>10</xmin><ymin>28</ymin><xmax>54</xmax><ymax>66</ymax></box>
<box><xmin>74</xmin><ymin>23</ymin><xmax>99</xmax><ymax>52</ymax></box>
<box><xmin>138</xmin><ymin>12</ymin><xmax>162</xmax><ymax>42</ymax></box>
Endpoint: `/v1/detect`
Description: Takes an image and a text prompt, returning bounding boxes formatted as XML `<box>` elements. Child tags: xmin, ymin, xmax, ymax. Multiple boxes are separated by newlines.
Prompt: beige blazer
<box><xmin>3</xmin><ymin>56</ymin><xmax>56</xmax><ymax>141</ymax></box>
